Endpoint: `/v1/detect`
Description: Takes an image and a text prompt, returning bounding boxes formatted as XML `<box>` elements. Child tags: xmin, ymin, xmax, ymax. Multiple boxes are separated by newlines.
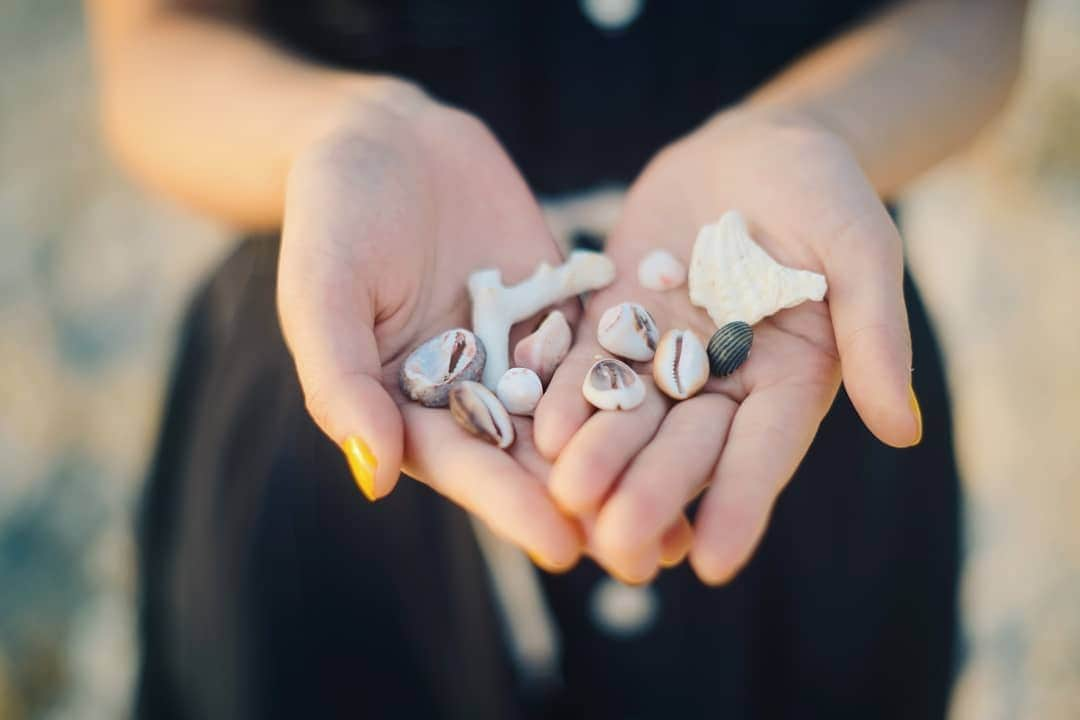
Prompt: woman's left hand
<box><xmin>533</xmin><ymin>108</ymin><xmax>923</xmax><ymax>584</ymax></box>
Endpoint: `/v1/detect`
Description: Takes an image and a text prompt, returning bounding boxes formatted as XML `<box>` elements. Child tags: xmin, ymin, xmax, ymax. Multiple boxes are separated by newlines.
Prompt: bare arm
<box><xmin>748</xmin><ymin>0</ymin><xmax>1028</xmax><ymax>196</ymax></box>
<box><xmin>84</xmin><ymin>0</ymin><xmax>416</xmax><ymax>229</ymax></box>
<box><xmin>86</xmin><ymin>0</ymin><xmax>1025</xmax><ymax>227</ymax></box>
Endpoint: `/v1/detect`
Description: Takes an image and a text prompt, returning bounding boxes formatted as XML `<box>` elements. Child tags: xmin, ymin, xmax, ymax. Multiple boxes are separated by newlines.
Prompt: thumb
<box><xmin>824</xmin><ymin>209</ymin><xmax>922</xmax><ymax>448</ymax></box>
<box><xmin>280</xmin><ymin>288</ymin><xmax>404</xmax><ymax>502</ymax></box>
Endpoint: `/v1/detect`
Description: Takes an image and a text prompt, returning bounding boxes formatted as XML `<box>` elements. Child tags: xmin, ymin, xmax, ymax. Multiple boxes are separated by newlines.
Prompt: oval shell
<box><xmin>513</xmin><ymin>310</ymin><xmax>572</xmax><ymax>386</ymax></box>
<box><xmin>596</xmin><ymin>302</ymin><xmax>659</xmax><ymax>362</ymax></box>
<box><xmin>652</xmin><ymin>329</ymin><xmax>709</xmax><ymax>400</ymax></box>
<box><xmin>707</xmin><ymin>321</ymin><xmax>753</xmax><ymax>377</ymax></box>
<box><xmin>496</xmin><ymin>368</ymin><xmax>543</xmax><ymax>416</ymax></box>
<box><xmin>637</xmin><ymin>249</ymin><xmax>687</xmax><ymax>291</ymax></box>
<box><xmin>399</xmin><ymin>328</ymin><xmax>486</xmax><ymax>407</ymax></box>
<box><xmin>582</xmin><ymin>358</ymin><xmax>646</xmax><ymax>411</ymax></box>
<box><xmin>448</xmin><ymin>381</ymin><xmax>515</xmax><ymax>449</ymax></box>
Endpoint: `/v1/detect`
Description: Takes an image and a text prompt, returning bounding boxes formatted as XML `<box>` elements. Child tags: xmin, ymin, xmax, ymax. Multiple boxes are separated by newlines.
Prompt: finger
<box><xmin>279</xmin><ymin>276</ymin><xmax>404</xmax><ymax>502</ymax></box>
<box><xmin>690</xmin><ymin>381</ymin><xmax>833</xmax><ymax>585</ymax></box>
<box><xmin>532</xmin><ymin>342</ymin><xmax>601</xmax><ymax>460</ymax></box>
<box><xmin>402</xmin><ymin>405</ymin><xmax>582</xmax><ymax>569</ymax></box>
<box><xmin>595</xmin><ymin>394</ymin><xmax>737</xmax><ymax>554</ymax></box>
<box><xmin>548</xmin><ymin>381</ymin><xmax>668</xmax><ymax>516</ymax></box>
<box><xmin>659</xmin><ymin>515</ymin><xmax>693</xmax><ymax>568</ymax></box>
<box><xmin>823</xmin><ymin>205</ymin><xmax>919</xmax><ymax>447</ymax></box>
<box><xmin>579</xmin><ymin>515</ymin><xmax>662</xmax><ymax>585</ymax></box>
<box><xmin>594</xmin><ymin>543</ymin><xmax>662</xmax><ymax>586</ymax></box>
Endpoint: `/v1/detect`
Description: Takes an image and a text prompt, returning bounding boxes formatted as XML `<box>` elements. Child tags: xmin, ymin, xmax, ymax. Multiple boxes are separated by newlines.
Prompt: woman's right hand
<box><xmin>277</xmin><ymin>80</ymin><xmax>582</xmax><ymax>569</ymax></box>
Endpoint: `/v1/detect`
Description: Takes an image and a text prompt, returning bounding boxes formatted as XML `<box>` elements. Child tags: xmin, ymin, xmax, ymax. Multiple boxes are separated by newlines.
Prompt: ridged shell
<box><xmin>688</xmin><ymin>210</ymin><xmax>827</xmax><ymax>327</ymax></box>
<box><xmin>707</xmin><ymin>322</ymin><xmax>753</xmax><ymax>377</ymax></box>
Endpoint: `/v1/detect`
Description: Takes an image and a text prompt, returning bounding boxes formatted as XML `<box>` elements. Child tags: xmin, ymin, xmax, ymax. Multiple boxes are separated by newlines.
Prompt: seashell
<box><xmin>513</xmin><ymin>310</ymin><xmax>572</xmax><ymax>386</ymax></box>
<box><xmin>399</xmin><ymin>328</ymin><xmax>486</xmax><ymax>407</ymax></box>
<box><xmin>449</xmin><ymin>381</ymin><xmax>515</xmax><ymax>449</ymax></box>
<box><xmin>707</xmin><ymin>321</ymin><xmax>753</xmax><ymax>377</ymax></box>
<box><xmin>637</xmin><ymin>249</ymin><xmax>687</xmax><ymax>291</ymax></box>
<box><xmin>652</xmin><ymin>329</ymin><xmax>709</xmax><ymax>400</ymax></box>
<box><xmin>496</xmin><ymin>368</ymin><xmax>544</xmax><ymax>416</ymax></box>
<box><xmin>596</xmin><ymin>302</ymin><xmax>660</xmax><ymax>362</ymax></box>
<box><xmin>688</xmin><ymin>210</ymin><xmax>827</xmax><ymax>327</ymax></box>
<box><xmin>582</xmin><ymin>358</ymin><xmax>646</xmax><ymax>411</ymax></box>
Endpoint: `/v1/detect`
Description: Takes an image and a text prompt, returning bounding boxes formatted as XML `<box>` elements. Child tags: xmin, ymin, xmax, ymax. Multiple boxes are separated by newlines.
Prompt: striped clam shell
<box><xmin>706</xmin><ymin>321</ymin><xmax>753</xmax><ymax>377</ymax></box>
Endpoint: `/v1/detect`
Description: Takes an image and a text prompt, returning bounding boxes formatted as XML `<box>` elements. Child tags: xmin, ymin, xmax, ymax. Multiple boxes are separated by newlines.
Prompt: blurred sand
<box><xmin>906</xmin><ymin>2</ymin><xmax>1080</xmax><ymax>716</ymax></box>
<box><xmin>0</xmin><ymin>1</ymin><xmax>1077</xmax><ymax>718</ymax></box>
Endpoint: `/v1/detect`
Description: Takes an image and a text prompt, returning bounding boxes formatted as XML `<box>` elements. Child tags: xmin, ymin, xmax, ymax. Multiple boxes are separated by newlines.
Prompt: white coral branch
<box><xmin>470</xmin><ymin>251</ymin><xmax>616</xmax><ymax>389</ymax></box>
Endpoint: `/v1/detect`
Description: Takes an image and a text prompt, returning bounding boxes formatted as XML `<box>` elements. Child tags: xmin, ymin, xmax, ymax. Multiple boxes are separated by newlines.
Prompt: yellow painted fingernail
<box><xmin>908</xmin><ymin>385</ymin><xmax>923</xmax><ymax>447</ymax></box>
<box><xmin>526</xmin><ymin>550</ymin><xmax>576</xmax><ymax>575</ymax></box>
<box><xmin>342</xmin><ymin>436</ymin><xmax>378</xmax><ymax>501</ymax></box>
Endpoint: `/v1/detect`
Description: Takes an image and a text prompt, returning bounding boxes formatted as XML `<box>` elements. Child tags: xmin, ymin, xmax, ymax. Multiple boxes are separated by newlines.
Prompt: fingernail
<box><xmin>908</xmin><ymin>385</ymin><xmax>923</xmax><ymax>447</ymax></box>
<box><xmin>660</xmin><ymin>549</ymin><xmax>688</xmax><ymax>569</ymax></box>
<box><xmin>526</xmin><ymin>549</ymin><xmax>577</xmax><ymax>575</ymax></box>
<box><xmin>342</xmin><ymin>436</ymin><xmax>378</xmax><ymax>501</ymax></box>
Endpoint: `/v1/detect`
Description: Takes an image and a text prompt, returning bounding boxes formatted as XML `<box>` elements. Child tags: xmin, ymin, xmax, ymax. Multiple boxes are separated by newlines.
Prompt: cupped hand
<box><xmin>534</xmin><ymin>108</ymin><xmax>922</xmax><ymax>584</ymax></box>
<box><xmin>277</xmin><ymin>81</ymin><xmax>584</xmax><ymax>568</ymax></box>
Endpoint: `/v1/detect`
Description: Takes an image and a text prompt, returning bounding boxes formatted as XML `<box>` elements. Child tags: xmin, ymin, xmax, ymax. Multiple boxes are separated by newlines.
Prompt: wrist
<box><xmin>697</xmin><ymin>102</ymin><xmax>846</xmax><ymax>155</ymax></box>
<box><xmin>288</xmin><ymin>74</ymin><xmax>440</xmax><ymax>170</ymax></box>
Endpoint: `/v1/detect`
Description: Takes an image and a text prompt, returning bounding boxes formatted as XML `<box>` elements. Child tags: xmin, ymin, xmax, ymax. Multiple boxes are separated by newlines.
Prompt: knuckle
<box><xmin>621</xmin><ymin>486</ymin><xmax>667</xmax><ymax>536</ymax></box>
<box><xmin>302</xmin><ymin>380</ymin><xmax>336</xmax><ymax>437</ymax></box>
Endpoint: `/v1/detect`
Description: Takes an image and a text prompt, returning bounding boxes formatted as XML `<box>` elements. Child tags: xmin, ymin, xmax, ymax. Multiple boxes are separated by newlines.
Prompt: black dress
<box><xmin>136</xmin><ymin>2</ymin><xmax>960</xmax><ymax>718</ymax></box>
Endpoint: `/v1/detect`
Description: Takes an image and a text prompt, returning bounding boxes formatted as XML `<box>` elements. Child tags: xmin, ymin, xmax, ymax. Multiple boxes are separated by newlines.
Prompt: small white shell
<box><xmin>582</xmin><ymin>358</ymin><xmax>646</xmax><ymax>411</ymax></box>
<box><xmin>637</xmin><ymin>249</ymin><xmax>686</xmax><ymax>291</ymax></box>
<box><xmin>449</xmin><ymin>381</ymin><xmax>515</xmax><ymax>449</ymax></box>
<box><xmin>652</xmin><ymin>329</ymin><xmax>709</xmax><ymax>400</ymax></box>
<box><xmin>496</xmin><ymin>368</ymin><xmax>543</xmax><ymax>416</ymax></box>
<box><xmin>513</xmin><ymin>310</ymin><xmax>572</xmax><ymax>386</ymax></box>
<box><xmin>596</xmin><ymin>302</ymin><xmax>659</xmax><ymax>362</ymax></box>
<box><xmin>399</xmin><ymin>328</ymin><xmax>486</xmax><ymax>407</ymax></box>
<box><xmin>688</xmin><ymin>210</ymin><xmax>827</xmax><ymax>327</ymax></box>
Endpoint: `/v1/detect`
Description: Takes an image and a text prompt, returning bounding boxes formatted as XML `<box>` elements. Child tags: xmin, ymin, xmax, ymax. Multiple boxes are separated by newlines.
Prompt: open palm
<box><xmin>277</xmin><ymin>90</ymin><xmax>584</xmax><ymax>568</ymax></box>
<box><xmin>533</xmin><ymin>109</ymin><xmax>922</xmax><ymax>583</ymax></box>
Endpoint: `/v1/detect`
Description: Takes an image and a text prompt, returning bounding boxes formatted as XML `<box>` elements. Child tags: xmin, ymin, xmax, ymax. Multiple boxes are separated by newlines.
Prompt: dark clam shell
<box><xmin>707</xmin><ymin>321</ymin><xmax>753</xmax><ymax>377</ymax></box>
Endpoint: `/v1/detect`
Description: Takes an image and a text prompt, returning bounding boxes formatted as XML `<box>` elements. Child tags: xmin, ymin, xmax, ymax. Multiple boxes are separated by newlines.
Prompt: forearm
<box><xmin>85</xmin><ymin>2</ymin><xmax>409</xmax><ymax>229</ymax></box>
<box><xmin>744</xmin><ymin>0</ymin><xmax>1027</xmax><ymax>197</ymax></box>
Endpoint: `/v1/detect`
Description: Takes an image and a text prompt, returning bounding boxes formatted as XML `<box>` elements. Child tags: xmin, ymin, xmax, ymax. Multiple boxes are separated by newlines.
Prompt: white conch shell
<box><xmin>637</xmin><ymin>249</ymin><xmax>686</xmax><ymax>291</ymax></box>
<box><xmin>470</xmin><ymin>251</ymin><xmax>616</xmax><ymax>389</ymax></box>
<box><xmin>688</xmin><ymin>210</ymin><xmax>827</xmax><ymax>327</ymax></box>
<box><xmin>582</xmin><ymin>358</ymin><xmax>646</xmax><ymax>411</ymax></box>
<box><xmin>496</xmin><ymin>368</ymin><xmax>543</xmax><ymax>416</ymax></box>
<box><xmin>513</xmin><ymin>310</ymin><xmax>572</xmax><ymax>386</ymax></box>
<box><xmin>652</xmin><ymin>329</ymin><xmax>709</xmax><ymax>401</ymax></box>
<box><xmin>596</xmin><ymin>302</ymin><xmax>659</xmax><ymax>362</ymax></box>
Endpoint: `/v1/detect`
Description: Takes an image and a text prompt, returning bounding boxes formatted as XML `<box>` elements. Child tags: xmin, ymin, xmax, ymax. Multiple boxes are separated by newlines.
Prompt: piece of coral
<box><xmin>470</xmin><ymin>251</ymin><xmax>616</xmax><ymax>389</ymax></box>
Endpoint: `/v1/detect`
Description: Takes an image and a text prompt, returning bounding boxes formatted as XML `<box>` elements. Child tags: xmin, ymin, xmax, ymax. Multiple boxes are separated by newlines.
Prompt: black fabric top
<box><xmin>256</xmin><ymin>0</ymin><xmax>889</xmax><ymax>194</ymax></box>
